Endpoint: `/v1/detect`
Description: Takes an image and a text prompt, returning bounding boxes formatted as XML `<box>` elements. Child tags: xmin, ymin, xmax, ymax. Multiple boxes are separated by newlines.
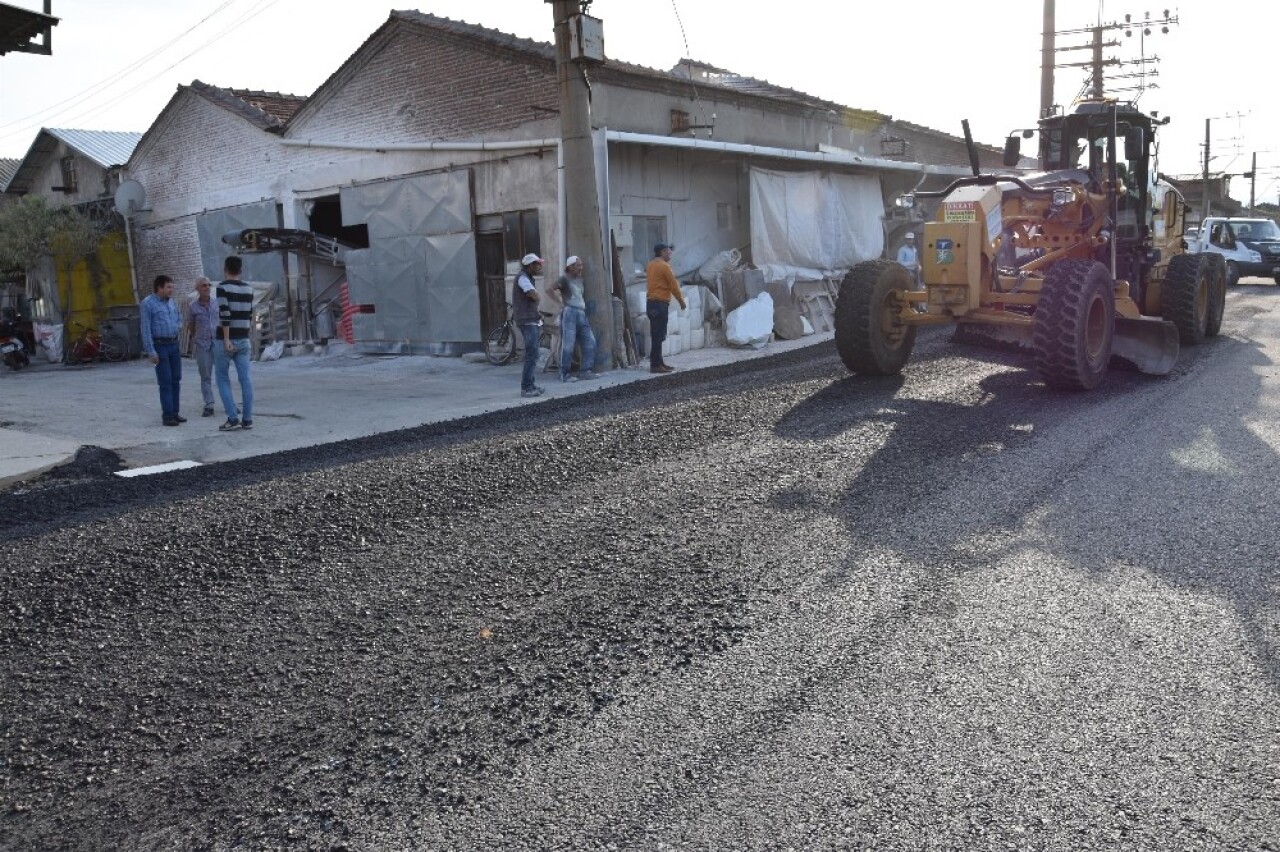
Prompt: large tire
<box><xmin>833</xmin><ymin>260</ymin><xmax>916</xmax><ymax>375</ymax></box>
<box><xmin>1033</xmin><ymin>260</ymin><xmax>1115</xmax><ymax>390</ymax></box>
<box><xmin>484</xmin><ymin>325</ymin><xmax>516</xmax><ymax>365</ymax></box>
<box><xmin>1225</xmin><ymin>260</ymin><xmax>1240</xmax><ymax>287</ymax></box>
<box><xmin>1204</xmin><ymin>253</ymin><xmax>1227</xmax><ymax>338</ymax></box>
<box><xmin>1163</xmin><ymin>253</ymin><xmax>1211</xmax><ymax>345</ymax></box>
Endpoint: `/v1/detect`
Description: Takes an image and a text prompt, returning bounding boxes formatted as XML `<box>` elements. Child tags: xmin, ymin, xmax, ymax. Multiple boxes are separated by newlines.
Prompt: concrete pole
<box><xmin>551</xmin><ymin>0</ymin><xmax>614</xmax><ymax>370</ymax></box>
<box><xmin>1202</xmin><ymin>119</ymin><xmax>1211</xmax><ymax>223</ymax></box>
<box><xmin>1250</xmin><ymin>152</ymin><xmax>1257</xmax><ymax>213</ymax></box>
<box><xmin>1040</xmin><ymin>0</ymin><xmax>1055</xmax><ymax>118</ymax></box>
<box><xmin>1091</xmin><ymin>26</ymin><xmax>1104</xmax><ymax>100</ymax></box>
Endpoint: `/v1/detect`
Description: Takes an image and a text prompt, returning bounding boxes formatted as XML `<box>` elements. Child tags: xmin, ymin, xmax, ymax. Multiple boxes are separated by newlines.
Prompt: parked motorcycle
<box><xmin>0</xmin><ymin>310</ymin><xmax>30</xmax><ymax>370</ymax></box>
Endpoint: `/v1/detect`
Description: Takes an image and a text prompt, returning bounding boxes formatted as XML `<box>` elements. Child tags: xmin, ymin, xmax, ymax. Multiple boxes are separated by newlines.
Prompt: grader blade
<box><xmin>952</xmin><ymin>321</ymin><xmax>1032</xmax><ymax>353</ymax></box>
<box><xmin>1110</xmin><ymin>317</ymin><xmax>1180</xmax><ymax>375</ymax></box>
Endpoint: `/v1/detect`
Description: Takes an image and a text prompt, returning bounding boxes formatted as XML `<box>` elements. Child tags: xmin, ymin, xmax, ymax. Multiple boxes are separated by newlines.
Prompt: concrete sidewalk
<box><xmin>0</xmin><ymin>332</ymin><xmax>833</xmax><ymax>486</ymax></box>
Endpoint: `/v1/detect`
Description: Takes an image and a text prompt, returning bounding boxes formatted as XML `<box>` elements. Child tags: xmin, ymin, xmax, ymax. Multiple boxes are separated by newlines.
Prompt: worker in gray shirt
<box><xmin>552</xmin><ymin>255</ymin><xmax>598</xmax><ymax>382</ymax></box>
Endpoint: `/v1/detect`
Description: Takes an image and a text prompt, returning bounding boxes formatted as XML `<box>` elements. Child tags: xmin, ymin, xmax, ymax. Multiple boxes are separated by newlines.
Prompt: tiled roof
<box><xmin>42</xmin><ymin>128</ymin><xmax>142</xmax><ymax>168</ymax></box>
<box><xmin>189</xmin><ymin>80</ymin><xmax>305</xmax><ymax>131</ymax></box>
<box><xmin>0</xmin><ymin>157</ymin><xmax>19</xmax><ymax>186</ymax></box>
<box><xmin>389</xmin><ymin>11</ymin><xmax>865</xmax><ymax>117</ymax></box>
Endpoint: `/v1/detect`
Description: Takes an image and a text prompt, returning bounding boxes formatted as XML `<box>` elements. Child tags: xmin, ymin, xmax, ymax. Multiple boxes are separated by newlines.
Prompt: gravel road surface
<box><xmin>3</xmin><ymin>284</ymin><xmax>1278</xmax><ymax>851</ymax></box>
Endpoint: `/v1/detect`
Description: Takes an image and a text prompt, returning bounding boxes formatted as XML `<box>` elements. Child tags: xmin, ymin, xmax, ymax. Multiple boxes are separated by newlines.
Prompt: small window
<box><xmin>716</xmin><ymin>203</ymin><xmax>731</xmax><ymax>231</ymax></box>
<box><xmin>501</xmin><ymin>210</ymin><xmax>541</xmax><ymax>263</ymax></box>
<box><xmin>58</xmin><ymin>156</ymin><xmax>78</xmax><ymax>192</ymax></box>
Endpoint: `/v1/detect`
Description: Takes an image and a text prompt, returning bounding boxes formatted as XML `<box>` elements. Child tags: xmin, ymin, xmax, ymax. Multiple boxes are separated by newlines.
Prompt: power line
<box><xmin>0</xmin><ymin>0</ymin><xmax>247</xmax><ymax>142</ymax></box>
<box><xmin>72</xmin><ymin>0</ymin><xmax>284</xmax><ymax>128</ymax></box>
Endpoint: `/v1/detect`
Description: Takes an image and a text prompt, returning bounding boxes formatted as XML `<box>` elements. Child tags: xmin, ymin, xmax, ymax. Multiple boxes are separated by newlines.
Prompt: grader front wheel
<box><xmin>834</xmin><ymin>260</ymin><xmax>917</xmax><ymax>375</ymax></box>
<box><xmin>1033</xmin><ymin>260</ymin><xmax>1115</xmax><ymax>390</ymax></box>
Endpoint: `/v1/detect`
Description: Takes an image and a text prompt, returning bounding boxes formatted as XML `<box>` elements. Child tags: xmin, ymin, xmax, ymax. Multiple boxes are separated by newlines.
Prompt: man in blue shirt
<box><xmin>140</xmin><ymin>274</ymin><xmax>184</xmax><ymax>426</ymax></box>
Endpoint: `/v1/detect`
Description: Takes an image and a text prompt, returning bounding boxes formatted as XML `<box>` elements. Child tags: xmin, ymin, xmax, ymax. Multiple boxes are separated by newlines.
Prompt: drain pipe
<box><xmin>282</xmin><ymin>138</ymin><xmax>559</xmax><ymax>153</ymax></box>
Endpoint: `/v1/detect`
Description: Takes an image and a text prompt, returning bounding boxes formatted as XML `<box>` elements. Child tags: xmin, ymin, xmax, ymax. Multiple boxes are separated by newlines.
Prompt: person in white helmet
<box><xmin>896</xmin><ymin>231</ymin><xmax>924</xmax><ymax>310</ymax></box>
<box><xmin>896</xmin><ymin>232</ymin><xmax>919</xmax><ymax>280</ymax></box>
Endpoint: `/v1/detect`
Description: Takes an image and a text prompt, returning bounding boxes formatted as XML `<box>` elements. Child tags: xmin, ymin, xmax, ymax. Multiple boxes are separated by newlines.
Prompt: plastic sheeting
<box><xmin>749</xmin><ymin>168</ymin><xmax>885</xmax><ymax>280</ymax></box>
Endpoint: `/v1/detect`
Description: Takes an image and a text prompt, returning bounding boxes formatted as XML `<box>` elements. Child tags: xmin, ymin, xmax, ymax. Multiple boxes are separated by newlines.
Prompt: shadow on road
<box><xmin>769</xmin><ymin>330</ymin><xmax>1280</xmax><ymax>692</ymax></box>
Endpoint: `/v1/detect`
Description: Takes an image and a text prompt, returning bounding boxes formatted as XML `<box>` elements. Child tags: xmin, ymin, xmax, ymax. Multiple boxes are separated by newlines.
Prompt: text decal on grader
<box><xmin>943</xmin><ymin>201</ymin><xmax>978</xmax><ymax>223</ymax></box>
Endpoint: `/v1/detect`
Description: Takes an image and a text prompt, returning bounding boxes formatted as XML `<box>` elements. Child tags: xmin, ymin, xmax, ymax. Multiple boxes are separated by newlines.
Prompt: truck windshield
<box><xmin>1231</xmin><ymin>220</ymin><xmax>1280</xmax><ymax>240</ymax></box>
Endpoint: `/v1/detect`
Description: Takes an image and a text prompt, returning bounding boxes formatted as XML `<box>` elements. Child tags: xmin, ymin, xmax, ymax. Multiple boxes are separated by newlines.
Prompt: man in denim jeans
<box><xmin>140</xmin><ymin>274</ymin><xmax>184</xmax><ymax>426</ymax></box>
<box><xmin>553</xmin><ymin>255</ymin><xmax>598</xmax><ymax>383</ymax></box>
<box><xmin>214</xmin><ymin>255</ymin><xmax>255</xmax><ymax>430</ymax></box>
<box><xmin>514</xmin><ymin>253</ymin><xmax>546</xmax><ymax>398</ymax></box>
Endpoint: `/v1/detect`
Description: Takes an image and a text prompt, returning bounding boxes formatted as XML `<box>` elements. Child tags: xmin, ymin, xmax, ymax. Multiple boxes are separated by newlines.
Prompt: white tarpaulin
<box><xmin>749</xmin><ymin>168</ymin><xmax>885</xmax><ymax>279</ymax></box>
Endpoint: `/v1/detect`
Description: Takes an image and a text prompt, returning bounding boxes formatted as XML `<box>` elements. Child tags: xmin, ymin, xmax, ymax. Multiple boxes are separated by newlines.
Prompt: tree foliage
<box><xmin>0</xmin><ymin>196</ymin><xmax>99</xmax><ymax>272</ymax></box>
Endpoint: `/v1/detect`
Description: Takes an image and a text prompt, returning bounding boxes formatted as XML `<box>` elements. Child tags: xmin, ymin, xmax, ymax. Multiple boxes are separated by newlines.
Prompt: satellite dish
<box><xmin>113</xmin><ymin>179</ymin><xmax>146</xmax><ymax>216</ymax></box>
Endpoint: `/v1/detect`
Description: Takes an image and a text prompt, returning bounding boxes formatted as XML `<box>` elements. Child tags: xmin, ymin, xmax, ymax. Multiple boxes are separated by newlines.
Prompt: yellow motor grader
<box><xmin>834</xmin><ymin>100</ymin><xmax>1226</xmax><ymax>390</ymax></box>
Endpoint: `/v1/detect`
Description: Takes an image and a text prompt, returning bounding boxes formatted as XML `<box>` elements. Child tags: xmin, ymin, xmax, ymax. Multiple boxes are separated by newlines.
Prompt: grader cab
<box><xmin>834</xmin><ymin>101</ymin><xmax>1225</xmax><ymax>390</ymax></box>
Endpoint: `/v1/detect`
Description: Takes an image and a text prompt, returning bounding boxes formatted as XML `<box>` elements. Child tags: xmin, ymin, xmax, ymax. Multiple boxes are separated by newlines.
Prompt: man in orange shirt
<box><xmin>645</xmin><ymin>242</ymin><xmax>686</xmax><ymax>374</ymax></box>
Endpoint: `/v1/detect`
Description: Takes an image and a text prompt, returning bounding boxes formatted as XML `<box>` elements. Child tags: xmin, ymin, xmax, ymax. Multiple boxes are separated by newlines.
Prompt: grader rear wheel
<box><xmin>1225</xmin><ymin>261</ymin><xmax>1240</xmax><ymax>287</ymax></box>
<box><xmin>1033</xmin><ymin>260</ymin><xmax>1115</xmax><ymax>390</ymax></box>
<box><xmin>1162</xmin><ymin>253</ymin><xmax>1212</xmax><ymax>345</ymax></box>
<box><xmin>1204</xmin><ymin>253</ymin><xmax>1227</xmax><ymax>338</ymax></box>
<box><xmin>834</xmin><ymin>260</ymin><xmax>917</xmax><ymax>375</ymax></box>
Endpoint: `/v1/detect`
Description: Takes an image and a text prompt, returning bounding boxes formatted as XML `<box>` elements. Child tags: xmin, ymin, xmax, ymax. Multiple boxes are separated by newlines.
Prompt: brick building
<box><xmin>121</xmin><ymin>11</ymin><xmax>1008</xmax><ymax>355</ymax></box>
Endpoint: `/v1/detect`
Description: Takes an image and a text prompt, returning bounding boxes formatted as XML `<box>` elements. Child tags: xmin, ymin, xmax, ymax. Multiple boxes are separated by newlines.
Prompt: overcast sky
<box><xmin>0</xmin><ymin>1</ymin><xmax>1274</xmax><ymax>204</ymax></box>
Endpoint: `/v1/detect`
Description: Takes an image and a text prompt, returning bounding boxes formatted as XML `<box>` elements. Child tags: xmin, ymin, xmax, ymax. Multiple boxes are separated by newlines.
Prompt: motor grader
<box><xmin>834</xmin><ymin>100</ymin><xmax>1226</xmax><ymax>390</ymax></box>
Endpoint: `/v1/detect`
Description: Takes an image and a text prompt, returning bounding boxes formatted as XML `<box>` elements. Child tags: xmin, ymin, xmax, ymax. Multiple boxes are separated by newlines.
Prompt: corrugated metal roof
<box><xmin>0</xmin><ymin>157</ymin><xmax>19</xmax><ymax>186</ymax></box>
<box><xmin>43</xmin><ymin>128</ymin><xmax>142</xmax><ymax>168</ymax></box>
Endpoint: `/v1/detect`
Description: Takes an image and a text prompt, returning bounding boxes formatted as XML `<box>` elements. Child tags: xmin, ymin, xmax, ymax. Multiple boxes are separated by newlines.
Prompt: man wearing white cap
<box><xmin>896</xmin><ymin>231</ymin><xmax>923</xmax><ymax>310</ymax></box>
<box><xmin>553</xmin><ymin>255</ymin><xmax>598</xmax><ymax>382</ymax></box>
<box><xmin>896</xmin><ymin>232</ymin><xmax>919</xmax><ymax>281</ymax></box>
<box><xmin>514</xmin><ymin>253</ymin><xmax>545</xmax><ymax>397</ymax></box>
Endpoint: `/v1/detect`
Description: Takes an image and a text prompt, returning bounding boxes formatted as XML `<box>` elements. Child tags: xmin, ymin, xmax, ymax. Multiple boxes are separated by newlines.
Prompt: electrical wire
<box><xmin>669</xmin><ymin>0</ymin><xmax>699</xmax><ymax>104</ymax></box>
<box><xmin>57</xmin><ymin>0</ymin><xmax>284</xmax><ymax>129</ymax></box>
<box><xmin>0</xmin><ymin>0</ymin><xmax>247</xmax><ymax>141</ymax></box>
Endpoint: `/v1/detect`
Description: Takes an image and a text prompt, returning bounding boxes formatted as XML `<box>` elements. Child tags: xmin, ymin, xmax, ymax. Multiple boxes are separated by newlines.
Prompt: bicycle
<box><xmin>484</xmin><ymin>303</ymin><xmax>554</xmax><ymax>366</ymax></box>
<box><xmin>66</xmin><ymin>322</ymin><xmax>131</xmax><ymax>365</ymax></box>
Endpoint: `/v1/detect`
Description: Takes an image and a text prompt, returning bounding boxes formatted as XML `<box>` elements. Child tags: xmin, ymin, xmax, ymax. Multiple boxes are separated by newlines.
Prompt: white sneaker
<box><xmin>561</xmin><ymin>375</ymin><xmax>579</xmax><ymax>383</ymax></box>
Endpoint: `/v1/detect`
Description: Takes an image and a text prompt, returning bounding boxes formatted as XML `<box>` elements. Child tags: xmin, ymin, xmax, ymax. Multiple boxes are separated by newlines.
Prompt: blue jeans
<box><xmin>193</xmin><ymin>342</ymin><xmax>215</xmax><ymax>408</ymax></box>
<box><xmin>559</xmin><ymin>305</ymin><xmax>597</xmax><ymax>379</ymax></box>
<box><xmin>153</xmin><ymin>340</ymin><xmax>182</xmax><ymax>418</ymax></box>
<box><xmin>646</xmin><ymin>299</ymin><xmax>670</xmax><ymax>368</ymax></box>
<box><xmin>520</xmin><ymin>323</ymin><xmax>541</xmax><ymax>392</ymax></box>
<box><xmin>214</xmin><ymin>338</ymin><xmax>253</xmax><ymax>422</ymax></box>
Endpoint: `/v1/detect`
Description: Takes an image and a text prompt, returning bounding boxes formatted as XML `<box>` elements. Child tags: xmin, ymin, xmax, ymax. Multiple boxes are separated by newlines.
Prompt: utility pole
<box><xmin>1249</xmin><ymin>151</ymin><xmax>1257</xmax><ymax>213</ymax></box>
<box><xmin>1203</xmin><ymin>118</ymin><xmax>1211</xmax><ymax>224</ymax></box>
<box><xmin>549</xmin><ymin>0</ymin><xmax>614</xmax><ymax>370</ymax></box>
<box><xmin>1040</xmin><ymin>0</ymin><xmax>1055</xmax><ymax>118</ymax></box>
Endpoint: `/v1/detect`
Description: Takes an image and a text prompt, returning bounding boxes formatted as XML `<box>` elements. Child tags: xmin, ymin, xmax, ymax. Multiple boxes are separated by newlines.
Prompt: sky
<box><xmin>0</xmin><ymin>0</ymin><xmax>1275</xmax><ymax>204</ymax></box>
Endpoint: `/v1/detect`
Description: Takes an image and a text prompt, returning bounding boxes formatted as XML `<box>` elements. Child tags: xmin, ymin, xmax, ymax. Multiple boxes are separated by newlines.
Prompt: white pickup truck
<box><xmin>1184</xmin><ymin>217</ymin><xmax>1280</xmax><ymax>285</ymax></box>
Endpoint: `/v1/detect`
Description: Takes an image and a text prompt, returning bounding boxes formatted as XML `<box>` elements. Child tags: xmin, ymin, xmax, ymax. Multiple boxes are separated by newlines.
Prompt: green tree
<box><xmin>0</xmin><ymin>195</ymin><xmax>97</xmax><ymax>271</ymax></box>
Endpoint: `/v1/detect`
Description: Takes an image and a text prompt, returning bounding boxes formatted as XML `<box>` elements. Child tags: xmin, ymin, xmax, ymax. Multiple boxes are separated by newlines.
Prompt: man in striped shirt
<box><xmin>213</xmin><ymin>255</ymin><xmax>255</xmax><ymax>431</ymax></box>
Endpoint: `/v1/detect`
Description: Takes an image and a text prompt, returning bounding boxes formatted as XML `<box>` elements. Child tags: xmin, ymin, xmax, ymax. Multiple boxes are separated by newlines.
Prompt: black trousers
<box><xmin>646</xmin><ymin>299</ymin><xmax>669</xmax><ymax>367</ymax></box>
